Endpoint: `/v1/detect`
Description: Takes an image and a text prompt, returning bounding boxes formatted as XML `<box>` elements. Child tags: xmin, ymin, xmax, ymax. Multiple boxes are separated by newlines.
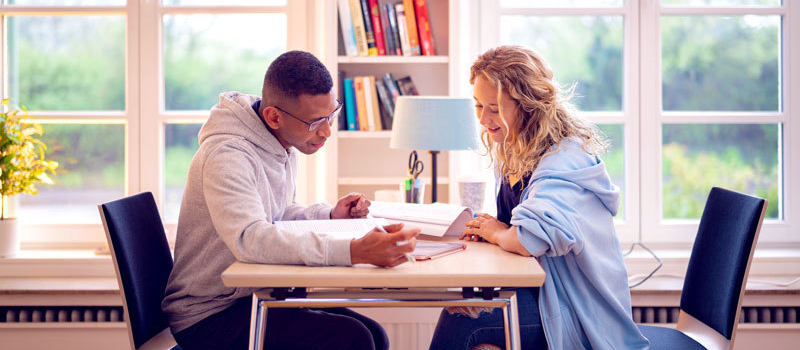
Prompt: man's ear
<box><xmin>262</xmin><ymin>106</ymin><xmax>281</xmax><ymax>129</ymax></box>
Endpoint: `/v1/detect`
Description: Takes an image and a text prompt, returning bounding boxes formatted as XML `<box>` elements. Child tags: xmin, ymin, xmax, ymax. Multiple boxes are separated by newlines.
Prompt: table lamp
<box><xmin>390</xmin><ymin>96</ymin><xmax>479</xmax><ymax>203</ymax></box>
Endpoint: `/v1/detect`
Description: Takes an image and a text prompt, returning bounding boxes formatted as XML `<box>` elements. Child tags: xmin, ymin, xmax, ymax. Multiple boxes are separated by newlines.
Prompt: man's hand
<box><xmin>331</xmin><ymin>192</ymin><xmax>370</xmax><ymax>219</ymax></box>
<box><xmin>350</xmin><ymin>223</ymin><xmax>421</xmax><ymax>267</ymax></box>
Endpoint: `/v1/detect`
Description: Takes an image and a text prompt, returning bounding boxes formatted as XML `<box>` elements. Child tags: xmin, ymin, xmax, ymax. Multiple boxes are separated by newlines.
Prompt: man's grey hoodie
<box><xmin>161</xmin><ymin>92</ymin><xmax>353</xmax><ymax>333</ymax></box>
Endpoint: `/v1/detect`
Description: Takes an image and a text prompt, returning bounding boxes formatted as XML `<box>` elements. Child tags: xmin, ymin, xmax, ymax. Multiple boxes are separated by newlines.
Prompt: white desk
<box><xmin>222</xmin><ymin>239</ymin><xmax>545</xmax><ymax>350</ymax></box>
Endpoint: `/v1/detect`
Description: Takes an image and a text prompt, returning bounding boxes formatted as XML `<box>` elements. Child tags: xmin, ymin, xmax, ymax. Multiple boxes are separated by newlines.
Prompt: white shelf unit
<box><xmin>323</xmin><ymin>0</ymin><xmax>461</xmax><ymax>204</ymax></box>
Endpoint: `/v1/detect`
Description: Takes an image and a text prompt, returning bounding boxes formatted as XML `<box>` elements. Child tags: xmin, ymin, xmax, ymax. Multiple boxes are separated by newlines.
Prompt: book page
<box><xmin>275</xmin><ymin>218</ymin><xmax>389</xmax><ymax>240</ymax></box>
<box><xmin>370</xmin><ymin>201</ymin><xmax>474</xmax><ymax>237</ymax></box>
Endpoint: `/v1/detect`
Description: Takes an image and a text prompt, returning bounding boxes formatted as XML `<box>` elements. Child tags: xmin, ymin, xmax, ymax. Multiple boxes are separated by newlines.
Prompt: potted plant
<box><xmin>0</xmin><ymin>99</ymin><xmax>58</xmax><ymax>257</ymax></box>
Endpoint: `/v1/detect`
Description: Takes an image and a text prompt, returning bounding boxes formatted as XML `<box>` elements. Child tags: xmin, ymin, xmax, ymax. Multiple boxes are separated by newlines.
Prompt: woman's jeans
<box><xmin>428</xmin><ymin>287</ymin><xmax>547</xmax><ymax>350</ymax></box>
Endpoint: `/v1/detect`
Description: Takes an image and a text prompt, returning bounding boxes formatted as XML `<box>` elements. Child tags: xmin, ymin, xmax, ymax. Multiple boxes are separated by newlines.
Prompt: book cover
<box><xmin>394</xmin><ymin>3</ymin><xmax>412</xmax><ymax>56</ymax></box>
<box><xmin>374</xmin><ymin>79</ymin><xmax>394</xmax><ymax>130</ymax></box>
<box><xmin>337</xmin><ymin>0</ymin><xmax>358</xmax><ymax>56</ymax></box>
<box><xmin>353</xmin><ymin>76</ymin><xmax>369</xmax><ymax>131</ymax></box>
<box><xmin>378</xmin><ymin>4</ymin><xmax>396</xmax><ymax>56</ymax></box>
<box><xmin>367</xmin><ymin>0</ymin><xmax>386</xmax><ymax>56</ymax></box>
<box><xmin>402</xmin><ymin>0</ymin><xmax>422</xmax><ymax>55</ymax></box>
<box><xmin>386</xmin><ymin>4</ymin><xmax>403</xmax><ymax>56</ymax></box>
<box><xmin>396</xmin><ymin>76</ymin><xmax>419</xmax><ymax>96</ymax></box>
<box><xmin>359</xmin><ymin>0</ymin><xmax>378</xmax><ymax>56</ymax></box>
<box><xmin>343</xmin><ymin>78</ymin><xmax>357</xmax><ymax>130</ymax></box>
<box><xmin>338</xmin><ymin>71</ymin><xmax>347</xmax><ymax>130</ymax></box>
<box><xmin>383</xmin><ymin>72</ymin><xmax>401</xmax><ymax>102</ymax></box>
<box><xmin>348</xmin><ymin>0</ymin><xmax>368</xmax><ymax>56</ymax></box>
<box><xmin>414</xmin><ymin>0</ymin><xmax>435</xmax><ymax>56</ymax></box>
<box><xmin>366</xmin><ymin>75</ymin><xmax>383</xmax><ymax>130</ymax></box>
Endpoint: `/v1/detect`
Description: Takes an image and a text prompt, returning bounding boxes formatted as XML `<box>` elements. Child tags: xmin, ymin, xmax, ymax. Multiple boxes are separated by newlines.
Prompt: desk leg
<box><xmin>502</xmin><ymin>292</ymin><xmax>521</xmax><ymax>350</ymax></box>
<box><xmin>249</xmin><ymin>294</ymin><xmax>268</xmax><ymax>350</ymax></box>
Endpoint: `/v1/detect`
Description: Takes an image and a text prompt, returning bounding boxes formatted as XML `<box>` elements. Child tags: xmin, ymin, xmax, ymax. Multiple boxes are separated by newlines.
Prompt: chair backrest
<box><xmin>99</xmin><ymin>192</ymin><xmax>174</xmax><ymax>350</ymax></box>
<box><xmin>680</xmin><ymin>186</ymin><xmax>767</xmax><ymax>342</ymax></box>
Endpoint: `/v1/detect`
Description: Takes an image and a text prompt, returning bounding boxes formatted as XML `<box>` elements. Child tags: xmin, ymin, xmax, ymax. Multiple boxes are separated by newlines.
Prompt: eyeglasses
<box><xmin>273</xmin><ymin>99</ymin><xmax>343</xmax><ymax>132</ymax></box>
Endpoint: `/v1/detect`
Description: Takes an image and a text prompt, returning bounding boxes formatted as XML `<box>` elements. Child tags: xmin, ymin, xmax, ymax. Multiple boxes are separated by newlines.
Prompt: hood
<box><xmin>198</xmin><ymin>92</ymin><xmax>287</xmax><ymax>158</ymax></box>
<box><xmin>532</xmin><ymin>138</ymin><xmax>620</xmax><ymax>215</ymax></box>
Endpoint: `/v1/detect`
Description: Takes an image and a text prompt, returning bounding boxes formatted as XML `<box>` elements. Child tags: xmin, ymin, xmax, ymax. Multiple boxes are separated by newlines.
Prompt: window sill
<box><xmin>0</xmin><ymin>249</ymin><xmax>115</xmax><ymax>278</ymax></box>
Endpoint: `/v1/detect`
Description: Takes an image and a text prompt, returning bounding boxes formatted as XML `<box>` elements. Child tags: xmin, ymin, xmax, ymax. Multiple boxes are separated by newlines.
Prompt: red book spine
<box><xmin>367</xmin><ymin>0</ymin><xmax>386</xmax><ymax>55</ymax></box>
<box><xmin>414</xmin><ymin>0</ymin><xmax>435</xmax><ymax>56</ymax></box>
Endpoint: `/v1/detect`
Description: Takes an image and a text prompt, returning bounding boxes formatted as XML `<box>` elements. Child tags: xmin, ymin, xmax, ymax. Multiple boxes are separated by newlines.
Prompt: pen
<box><xmin>366</xmin><ymin>213</ymin><xmax>415</xmax><ymax>263</ymax></box>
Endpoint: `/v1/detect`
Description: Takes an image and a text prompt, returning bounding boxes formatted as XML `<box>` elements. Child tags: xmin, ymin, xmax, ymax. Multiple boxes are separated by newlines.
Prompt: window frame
<box><xmin>480</xmin><ymin>0</ymin><xmax>798</xmax><ymax>246</ymax></box>
<box><xmin>3</xmin><ymin>0</ymin><xmax>307</xmax><ymax>249</ymax></box>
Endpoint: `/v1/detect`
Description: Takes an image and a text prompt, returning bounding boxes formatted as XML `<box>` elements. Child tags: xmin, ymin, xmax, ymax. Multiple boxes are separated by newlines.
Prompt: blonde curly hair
<box><xmin>470</xmin><ymin>45</ymin><xmax>607</xmax><ymax>183</ymax></box>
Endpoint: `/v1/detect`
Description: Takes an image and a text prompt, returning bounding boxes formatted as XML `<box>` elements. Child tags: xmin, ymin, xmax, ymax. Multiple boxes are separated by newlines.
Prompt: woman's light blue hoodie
<box><xmin>509</xmin><ymin>139</ymin><xmax>649</xmax><ymax>349</ymax></box>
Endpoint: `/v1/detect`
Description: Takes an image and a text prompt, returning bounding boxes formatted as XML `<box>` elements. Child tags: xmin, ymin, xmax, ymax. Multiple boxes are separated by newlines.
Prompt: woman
<box><xmin>428</xmin><ymin>46</ymin><xmax>648</xmax><ymax>350</ymax></box>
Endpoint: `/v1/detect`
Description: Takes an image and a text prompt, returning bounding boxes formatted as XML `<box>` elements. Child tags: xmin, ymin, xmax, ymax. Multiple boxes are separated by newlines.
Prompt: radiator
<box><xmin>1</xmin><ymin>306</ymin><xmax>124</xmax><ymax>323</ymax></box>
<box><xmin>632</xmin><ymin>306</ymin><xmax>800</xmax><ymax>324</ymax></box>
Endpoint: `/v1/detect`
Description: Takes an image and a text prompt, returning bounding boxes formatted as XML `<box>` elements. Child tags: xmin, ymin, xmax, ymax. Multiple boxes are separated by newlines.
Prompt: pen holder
<box><xmin>401</xmin><ymin>178</ymin><xmax>426</xmax><ymax>204</ymax></box>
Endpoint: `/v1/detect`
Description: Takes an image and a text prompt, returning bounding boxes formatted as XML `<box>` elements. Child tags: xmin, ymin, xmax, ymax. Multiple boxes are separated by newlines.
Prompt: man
<box><xmin>162</xmin><ymin>50</ymin><xmax>419</xmax><ymax>350</ymax></box>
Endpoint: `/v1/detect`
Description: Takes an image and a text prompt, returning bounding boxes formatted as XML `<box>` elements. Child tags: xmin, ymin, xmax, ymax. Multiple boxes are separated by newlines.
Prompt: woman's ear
<box><xmin>262</xmin><ymin>106</ymin><xmax>281</xmax><ymax>129</ymax></box>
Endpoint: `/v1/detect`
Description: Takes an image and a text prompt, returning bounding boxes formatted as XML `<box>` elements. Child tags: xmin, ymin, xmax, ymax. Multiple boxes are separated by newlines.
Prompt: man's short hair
<box><xmin>261</xmin><ymin>50</ymin><xmax>333</xmax><ymax>115</ymax></box>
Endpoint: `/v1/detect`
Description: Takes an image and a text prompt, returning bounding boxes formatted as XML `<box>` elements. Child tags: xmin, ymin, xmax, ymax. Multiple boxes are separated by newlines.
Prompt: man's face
<box><xmin>267</xmin><ymin>92</ymin><xmax>338</xmax><ymax>155</ymax></box>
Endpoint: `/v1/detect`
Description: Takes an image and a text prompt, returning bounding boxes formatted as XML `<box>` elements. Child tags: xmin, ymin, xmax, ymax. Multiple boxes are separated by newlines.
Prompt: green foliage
<box><xmin>38</xmin><ymin>124</ymin><xmax>125</xmax><ymax>189</ymax></box>
<box><xmin>662</xmin><ymin>143</ymin><xmax>779</xmax><ymax>219</ymax></box>
<box><xmin>0</xmin><ymin>100</ymin><xmax>58</xmax><ymax>219</ymax></box>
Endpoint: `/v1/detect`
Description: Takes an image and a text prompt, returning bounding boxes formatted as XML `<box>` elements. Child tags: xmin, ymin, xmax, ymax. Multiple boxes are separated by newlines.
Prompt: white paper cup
<box><xmin>458</xmin><ymin>175</ymin><xmax>486</xmax><ymax>213</ymax></box>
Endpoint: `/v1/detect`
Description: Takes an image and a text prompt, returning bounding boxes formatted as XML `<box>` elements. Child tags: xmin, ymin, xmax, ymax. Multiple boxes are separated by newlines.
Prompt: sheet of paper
<box><xmin>275</xmin><ymin>218</ymin><xmax>389</xmax><ymax>239</ymax></box>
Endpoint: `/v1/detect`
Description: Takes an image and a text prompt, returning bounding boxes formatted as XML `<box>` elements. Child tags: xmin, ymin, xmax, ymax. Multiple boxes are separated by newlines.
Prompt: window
<box><xmin>5</xmin><ymin>1</ymin><xmax>303</xmax><ymax>248</ymax></box>
<box><xmin>481</xmin><ymin>1</ymin><xmax>796</xmax><ymax>245</ymax></box>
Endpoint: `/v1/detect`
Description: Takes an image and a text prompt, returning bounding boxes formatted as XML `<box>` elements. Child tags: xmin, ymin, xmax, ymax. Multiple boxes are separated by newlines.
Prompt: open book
<box><xmin>368</xmin><ymin>201</ymin><xmax>474</xmax><ymax>237</ymax></box>
<box><xmin>274</xmin><ymin>218</ymin><xmax>466</xmax><ymax>260</ymax></box>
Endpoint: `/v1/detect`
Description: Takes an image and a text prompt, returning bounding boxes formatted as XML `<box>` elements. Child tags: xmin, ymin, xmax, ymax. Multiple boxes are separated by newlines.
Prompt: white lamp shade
<box><xmin>390</xmin><ymin>96</ymin><xmax>480</xmax><ymax>151</ymax></box>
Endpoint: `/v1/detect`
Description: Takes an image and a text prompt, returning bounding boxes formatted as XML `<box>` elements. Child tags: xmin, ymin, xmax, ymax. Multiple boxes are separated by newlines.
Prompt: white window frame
<box><xmin>479</xmin><ymin>0</ymin><xmax>798</xmax><ymax>247</ymax></box>
<box><xmin>3</xmin><ymin>1</ymin><xmax>308</xmax><ymax>249</ymax></box>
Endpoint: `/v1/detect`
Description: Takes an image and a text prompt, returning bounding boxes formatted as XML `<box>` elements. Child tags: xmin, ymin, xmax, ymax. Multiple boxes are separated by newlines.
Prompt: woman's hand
<box><xmin>461</xmin><ymin>214</ymin><xmax>532</xmax><ymax>257</ymax></box>
<box><xmin>460</xmin><ymin>213</ymin><xmax>509</xmax><ymax>244</ymax></box>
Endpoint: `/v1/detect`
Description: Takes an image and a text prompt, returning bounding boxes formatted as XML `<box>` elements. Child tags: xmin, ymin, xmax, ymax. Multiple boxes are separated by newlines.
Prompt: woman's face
<box><xmin>473</xmin><ymin>74</ymin><xmax>517</xmax><ymax>143</ymax></box>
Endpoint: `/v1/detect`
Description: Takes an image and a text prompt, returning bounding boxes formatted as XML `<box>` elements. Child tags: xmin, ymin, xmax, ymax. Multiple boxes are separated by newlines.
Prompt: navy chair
<box><xmin>638</xmin><ymin>187</ymin><xmax>768</xmax><ymax>350</ymax></box>
<box><xmin>99</xmin><ymin>192</ymin><xmax>182</xmax><ymax>350</ymax></box>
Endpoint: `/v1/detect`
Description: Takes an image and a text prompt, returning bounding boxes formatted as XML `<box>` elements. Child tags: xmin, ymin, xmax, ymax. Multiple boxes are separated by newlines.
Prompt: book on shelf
<box><xmin>358</xmin><ymin>0</ymin><xmax>378</xmax><ymax>56</ymax></box>
<box><xmin>367</xmin><ymin>0</ymin><xmax>386</xmax><ymax>56</ymax></box>
<box><xmin>385</xmin><ymin>4</ymin><xmax>403</xmax><ymax>56</ymax></box>
<box><xmin>274</xmin><ymin>218</ymin><xmax>466</xmax><ymax>261</ymax></box>
<box><xmin>383</xmin><ymin>73</ymin><xmax>401</xmax><ymax>103</ymax></box>
<box><xmin>394</xmin><ymin>3</ymin><xmax>412</xmax><ymax>56</ymax></box>
<box><xmin>362</xmin><ymin>76</ymin><xmax>380</xmax><ymax>131</ymax></box>
<box><xmin>367</xmin><ymin>76</ymin><xmax>383</xmax><ymax>130</ymax></box>
<box><xmin>396</xmin><ymin>76</ymin><xmax>419</xmax><ymax>96</ymax></box>
<box><xmin>369</xmin><ymin>201</ymin><xmax>475</xmax><ymax>237</ymax></box>
<box><xmin>337</xmin><ymin>71</ymin><xmax>348</xmax><ymax>130</ymax></box>
<box><xmin>402</xmin><ymin>0</ymin><xmax>422</xmax><ymax>55</ymax></box>
<box><xmin>413</xmin><ymin>0</ymin><xmax>435</xmax><ymax>56</ymax></box>
<box><xmin>343</xmin><ymin>78</ymin><xmax>358</xmax><ymax>131</ymax></box>
<box><xmin>374</xmin><ymin>79</ymin><xmax>394</xmax><ymax>129</ymax></box>
<box><xmin>379</xmin><ymin>5</ymin><xmax>397</xmax><ymax>56</ymax></box>
<box><xmin>337</xmin><ymin>0</ymin><xmax>358</xmax><ymax>57</ymax></box>
<box><xmin>348</xmin><ymin>0</ymin><xmax>369</xmax><ymax>56</ymax></box>
<box><xmin>353</xmin><ymin>76</ymin><xmax>369</xmax><ymax>131</ymax></box>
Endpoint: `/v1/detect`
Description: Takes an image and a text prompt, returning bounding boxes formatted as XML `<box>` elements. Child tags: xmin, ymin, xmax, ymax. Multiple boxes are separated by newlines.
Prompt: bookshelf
<box><xmin>322</xmin><ymin>0</ymin><xmax>462</xmax><ymax>205</ymax></box>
